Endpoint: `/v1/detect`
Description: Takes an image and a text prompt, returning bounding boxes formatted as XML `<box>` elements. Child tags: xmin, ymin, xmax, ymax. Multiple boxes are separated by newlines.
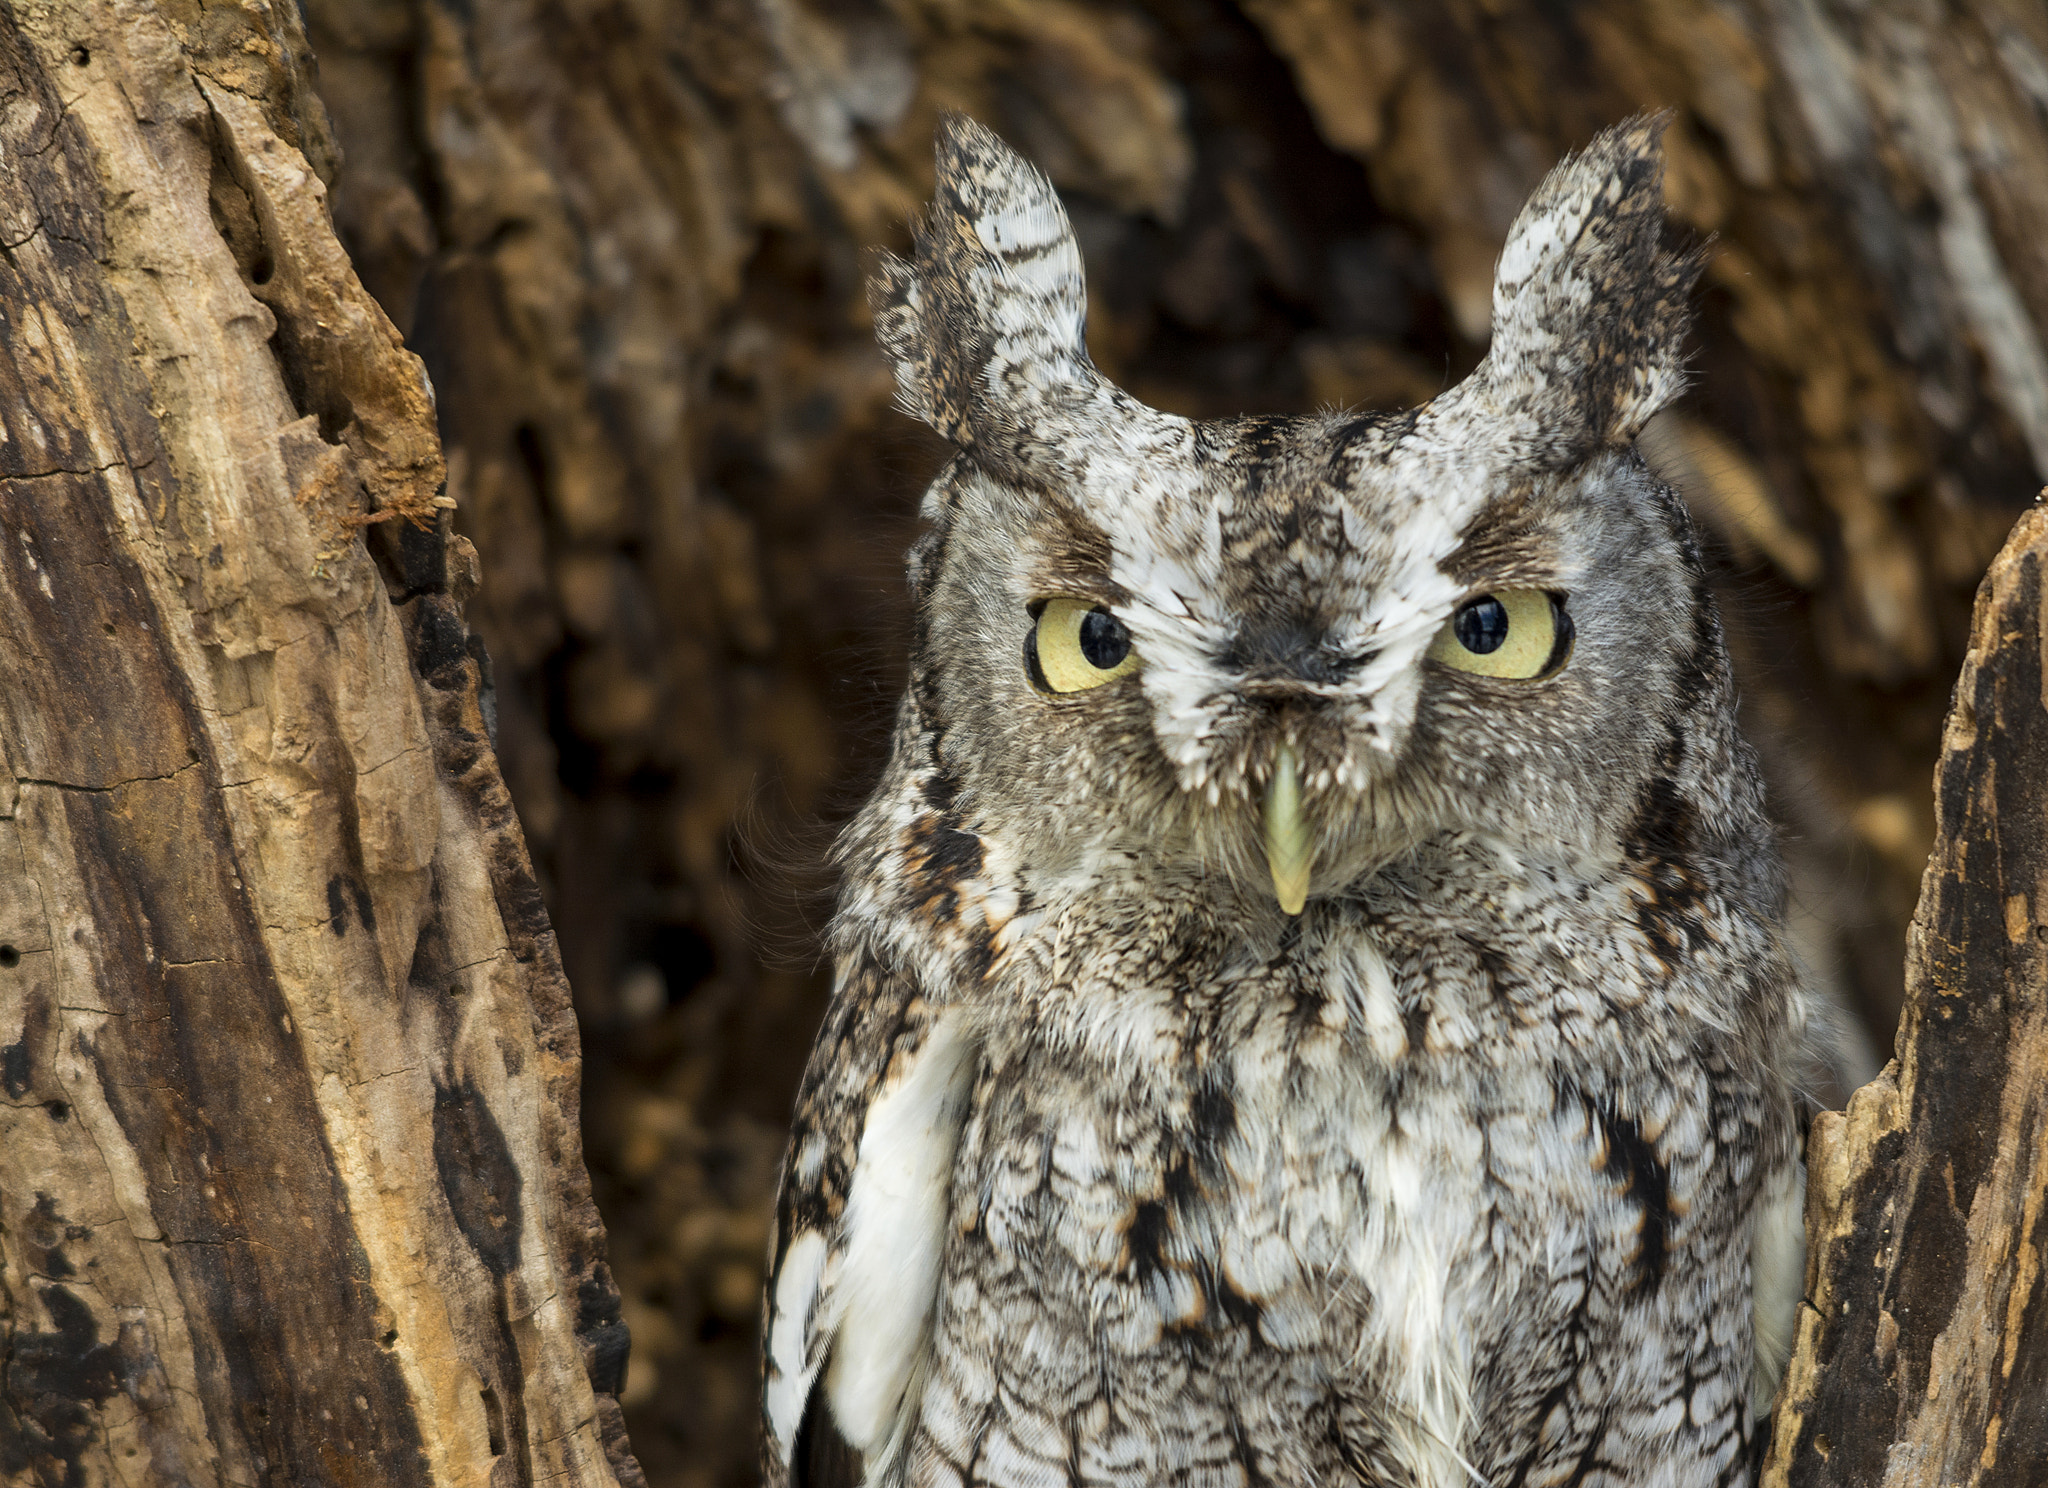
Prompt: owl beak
<box><xmin>1262</xmin><ymin>742</ymin><xmax>1313</xmax><ymax>915</ymax></box>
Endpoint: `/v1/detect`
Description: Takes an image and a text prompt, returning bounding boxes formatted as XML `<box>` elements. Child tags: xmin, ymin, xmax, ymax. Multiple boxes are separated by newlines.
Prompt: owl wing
<box><xmin>1751</xmin><ymin>1140</ymin><xmax>1808</xmax><ymax>1421</ymax></box>
<box><xmin>762</xmin><ymin>948</ymin><xmax>977</xmax><ymax>1488</ymax></box>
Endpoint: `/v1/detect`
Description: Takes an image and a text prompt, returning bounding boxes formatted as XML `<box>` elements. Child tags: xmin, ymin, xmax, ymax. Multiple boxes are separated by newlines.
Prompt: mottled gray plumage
<box><xmin>761</xmin><ymin>114</ymin><xmax>1811</xmax><ymax>1488</ymax></box>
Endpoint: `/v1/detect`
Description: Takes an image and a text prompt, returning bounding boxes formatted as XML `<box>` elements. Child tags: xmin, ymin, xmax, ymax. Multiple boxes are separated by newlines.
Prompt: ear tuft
<box><xmin>866</xmin><ymin>115</ymin><xmax>1095</xmax><ymax>456</ymax></box>
<box><xmin>866</xmin><ymin>248</ymin><xmax>938</xmax><ymax>431</ymax></box>
<box><xmin>1486</xmin><ymin>113</ymin><xmax>1706</xmax><ymax>448</ymax></box>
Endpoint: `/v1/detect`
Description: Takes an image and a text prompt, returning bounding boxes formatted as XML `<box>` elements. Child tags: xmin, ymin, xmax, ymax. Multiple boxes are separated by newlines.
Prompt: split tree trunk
<box><xmin>4</xmin><ymin>0</ymin><xmax>2048</xmax><ymax>1485</ymax></box>
<box><xmin>0</xmin><ymin>5</ymin><xmax>639</xmax><ymax>1485</ymax></box>
<box><xmin>292</xmin><ymin>1</ymin><xmax>2048</xmax><ymax>1474</ymax></box>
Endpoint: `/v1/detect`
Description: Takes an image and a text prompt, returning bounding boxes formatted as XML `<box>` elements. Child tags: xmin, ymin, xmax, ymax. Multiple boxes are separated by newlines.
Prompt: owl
<box><xmin>760</xmin><ymin>114</ymin><xmax>1811</xmax><ymax>1488</ymax></box>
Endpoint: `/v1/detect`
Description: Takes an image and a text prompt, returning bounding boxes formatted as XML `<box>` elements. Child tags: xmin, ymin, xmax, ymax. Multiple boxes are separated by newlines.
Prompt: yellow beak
<box><xmin>1262</xmin><ymin>742</ymin><xmax>1312</xmax><ymax>915</ymax></box>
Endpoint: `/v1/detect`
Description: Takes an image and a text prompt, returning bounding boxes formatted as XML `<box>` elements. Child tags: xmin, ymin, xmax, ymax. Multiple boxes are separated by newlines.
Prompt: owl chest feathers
<box><xmin>780</xmin><ymin>861</ymin><xmax>1774</xmax><ymax>1488</ymax></box>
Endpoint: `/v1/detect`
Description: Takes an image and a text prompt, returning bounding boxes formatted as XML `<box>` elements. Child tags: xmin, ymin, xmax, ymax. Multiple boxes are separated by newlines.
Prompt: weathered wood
<box><xmin>7</xmin><ymin>0</ymin><xmax>2025</xmax><ymax>1480</ymax></box>
<box><xmin>0</xmin><ymin>4</ymin><xmax>639</xmax><ymax>1484</ymax></box>
<box><xmin>293</xmin><ymin>0</ymin><xmax>2048</xmax><ymax>1475</ymax></box>
<box><xmin>1764</xmin><ymin>499</ymin><xmax>2048</xmax><ymax>1485</ymax></box>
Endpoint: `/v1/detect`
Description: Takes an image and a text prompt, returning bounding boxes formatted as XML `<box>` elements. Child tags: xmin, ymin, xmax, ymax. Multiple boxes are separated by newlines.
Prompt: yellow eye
<box><xmin>1426</xmin><ymin>590</ymin><xmax>1573</xmax><ymax>679</ymax></box>
<box><xmin>1028</xmin><ymin>597</ymin><xmax>1141</xmax><ymax>693</ymax></box>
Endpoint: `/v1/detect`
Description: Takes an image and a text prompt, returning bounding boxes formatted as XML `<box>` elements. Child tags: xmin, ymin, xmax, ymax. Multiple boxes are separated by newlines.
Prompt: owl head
<box><xmin>871</xmin><ymin>116</ymin><xmax>1727</xmax><ymax>917</ymax></box>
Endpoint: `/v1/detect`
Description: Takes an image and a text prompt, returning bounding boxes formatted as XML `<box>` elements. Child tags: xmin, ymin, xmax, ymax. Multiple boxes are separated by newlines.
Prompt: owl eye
<box><xmin>1028</xmin><ymin>598</ymin><xmax>1140</xmax><ymax>693</ymax></box>
<box><xmin>1427</xmin><ymin>590</ymin><xmax>1573</xmax><ymax>680</ymax></box>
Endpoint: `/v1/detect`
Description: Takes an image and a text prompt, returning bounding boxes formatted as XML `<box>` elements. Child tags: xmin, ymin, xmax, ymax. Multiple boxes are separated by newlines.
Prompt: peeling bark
<box><xmin>0</xmin><ymin>4</ymin><xmax>639</xmax><ymax>1485</ymax></box>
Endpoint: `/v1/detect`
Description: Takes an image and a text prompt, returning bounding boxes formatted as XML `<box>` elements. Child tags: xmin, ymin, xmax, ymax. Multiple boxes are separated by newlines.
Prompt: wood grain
<box><xmin>291</xmin><ymin>1</ymin><xmax>2048</xmax><ymax>1475</ymax></box>
<box><xmin>0</xmin><ymin>4</ymin><xmax>639</xmax><ymax>1484</ymax></box>
<box><xmin>8</xmin><ymin>0</ymin><xmax>2048</xmax><ymax>1482</ymax></box>
<box><xmin>1765</xmin><ymin>499</ymin><xmax>2048</xmax><ymax>1487</ymax></box>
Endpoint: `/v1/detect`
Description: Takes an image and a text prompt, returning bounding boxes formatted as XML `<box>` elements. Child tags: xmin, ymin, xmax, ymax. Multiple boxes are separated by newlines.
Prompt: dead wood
<box><xmin>292</xmin><ymin>0</ymin><xmax>2048</xmax><ymax>1476</ymax></box>
<box><xmin>6</xmin><ymin>0</ymin><xmax>2048</xmax><ymax>1483</ymax></box>
<box><xmin>1764</xmin><ymin>500</ymin><xmax>2048</xmax><ymax>1487</ymax></box>
<box><xmin>0</xmin><ymin>4</ymin><xmax>640</xmax><ymax>1484</ymax></box>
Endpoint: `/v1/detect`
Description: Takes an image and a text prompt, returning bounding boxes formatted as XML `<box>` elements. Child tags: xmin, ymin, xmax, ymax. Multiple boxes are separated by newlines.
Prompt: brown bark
<box><xmin>1763</xmin><ymin>503</ymin><xmax>2048</xmax><ymax>1486</ymax></box>
<box><xmin>0</xmin><ymin>4</ymin><xmax>638</xmax><ymax>1485</ymax></box>
<box><xmin>289</xmin><ymin>0</ymin><xmax>2048</xmax><ymax>1477</ymax></box>
<box><xmin>7</xmin><ymin>0</ymin><xmax>2048</xmax><ymax>1483</ymax></box>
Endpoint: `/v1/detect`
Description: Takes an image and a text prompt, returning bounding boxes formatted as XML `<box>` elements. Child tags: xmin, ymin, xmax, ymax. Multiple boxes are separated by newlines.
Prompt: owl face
<box><xmin>874</xmin><ymin>117</ymin><xmax>1707</xmax><ymax>913</ymax></box>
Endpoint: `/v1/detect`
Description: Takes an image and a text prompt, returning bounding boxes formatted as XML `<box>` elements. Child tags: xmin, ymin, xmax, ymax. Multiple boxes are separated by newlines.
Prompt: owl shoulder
<box><xmin>761</xmin><ymin>942</ymin><xmax>977</xmax><ymax>1487</ymax></box>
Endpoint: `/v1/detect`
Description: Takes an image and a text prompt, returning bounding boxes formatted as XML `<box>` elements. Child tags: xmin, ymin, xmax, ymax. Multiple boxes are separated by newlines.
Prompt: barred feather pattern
<box><xmin>764</xmin><ymin>115</ymin><xmax>1808</xmax><ymax>1488</ymax></box>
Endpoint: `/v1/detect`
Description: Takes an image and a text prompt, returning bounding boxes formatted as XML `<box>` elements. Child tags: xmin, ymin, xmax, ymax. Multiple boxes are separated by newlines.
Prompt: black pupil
<box><xmin>1078</xmin><ymin>608</ymin><xmax>1131</xmax><ymax>669</ymax></box>
<box><xmin>1454</xmin><ymin>596</ymin><xmax>1511</xmax><ymax>654</ymax></box>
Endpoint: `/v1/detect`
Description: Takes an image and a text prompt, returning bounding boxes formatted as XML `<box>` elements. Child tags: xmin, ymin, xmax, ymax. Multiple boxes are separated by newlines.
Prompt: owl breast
<box><xmin>882</xmin><ymin>869</ymin><xmax>1764</xmax><ymax>1488</ymax></box>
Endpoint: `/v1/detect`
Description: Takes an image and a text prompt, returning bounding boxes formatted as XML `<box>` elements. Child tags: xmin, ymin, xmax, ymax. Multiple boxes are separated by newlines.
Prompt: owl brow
<box><xmin>1440</xmin><ymin>491</ymin><xmax>1556</xmax><ymax>590</ymax></box>
<box><xmin>1026</xmin><ymin>567</ymin><xmax>1130</xmax><ymax>610</ymax></box>
<box><xmin>1024</xmin><ymin>492</ymin><xmax>1124</xmax><ymax>602</ymax></box>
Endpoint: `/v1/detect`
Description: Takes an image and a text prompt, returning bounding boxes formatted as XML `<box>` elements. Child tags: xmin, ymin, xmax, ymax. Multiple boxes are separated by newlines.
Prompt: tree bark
<box><xmin>7</xmin><ymin>0</ymin><xmax>2048</xmax><ymax>1484</ymax></box>
<box><xmin>0</xmin><ymin>4</ymin><xmax>639</xmax><ymax>1485</ymax></box>
<box><xmin>1763</xmin><ymin>502</ymin><xmax>2048</xmax><ymax>1487</ymax></box>
<box><xmin>291</xmin><ymin>0</ymin><xmax>2048</xmax><ymax>1476</ymax></box>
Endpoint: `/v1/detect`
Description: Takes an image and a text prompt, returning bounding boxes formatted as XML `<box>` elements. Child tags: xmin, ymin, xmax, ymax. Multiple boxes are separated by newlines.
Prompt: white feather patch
<box><xmin>766</xmin><ymin>1228</ymin><xmax>830</xmax><ymax>1457</ymax></box>
<box><xmin>826</xmin><ymin>1007</ymin><xmax>978</xmax><ymax>1456</ymax></box>
<box><xmin>1751</xmin><ymin>1156</ymin><xmax>1805</xmax><ymax>1420</ymax></box>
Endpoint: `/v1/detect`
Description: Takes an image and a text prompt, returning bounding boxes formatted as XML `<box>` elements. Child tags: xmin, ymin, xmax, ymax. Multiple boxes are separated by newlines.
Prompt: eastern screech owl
<box><xmin>760</xmin><ymin>113</ymin><xmax>1811</xmax><ymax>1488</ymax></box>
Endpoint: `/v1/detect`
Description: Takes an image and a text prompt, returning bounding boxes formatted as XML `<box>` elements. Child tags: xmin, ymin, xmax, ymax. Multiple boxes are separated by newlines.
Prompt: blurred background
<box><xmin>279</xmin><ymin>0</ymin><xmax>2047</xmax><ymax>1481</ymax></box>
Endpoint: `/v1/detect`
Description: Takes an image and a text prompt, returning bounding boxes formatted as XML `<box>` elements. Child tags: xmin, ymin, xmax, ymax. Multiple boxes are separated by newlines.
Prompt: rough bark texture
<box><xmin>6</xmin><ymin>0</ymin><xmax>2048</xmax><ymax>1484</ymax></box>
<box><xmin>286</xmin><ymin>2</ymin><xmax>2048</xmax><ymax>1477</ymax></box>
<box><xmin>0</xmin><ymin>3</ymin><xmax>639</xmax><ymax>1485</ymax></box>
<box><xmin>1763</xmin><ymin>501</ymin><xmax>2048</xmax><ymax>1486</ymax></box>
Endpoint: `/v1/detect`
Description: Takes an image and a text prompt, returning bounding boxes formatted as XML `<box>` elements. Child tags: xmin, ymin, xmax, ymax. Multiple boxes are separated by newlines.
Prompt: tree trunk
<box><xmin>1764</xmin><ymin>503</ymin><xmax>2048</xmax><ymax>1486</ymax></box>
<box><xmin>0</xmin><ymin>5</ymin><xmax>639</xmax><ymax>1485</ymax></box>
<box><xmin>295</xmin><ymin>0</ymin><xmax>2048</xmax><ymax>1476</ymax></box>
<box><xmin>6</xmin><ymin>0</ymin><xmax>2048</xmax><ymax>1483</ymax></box>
